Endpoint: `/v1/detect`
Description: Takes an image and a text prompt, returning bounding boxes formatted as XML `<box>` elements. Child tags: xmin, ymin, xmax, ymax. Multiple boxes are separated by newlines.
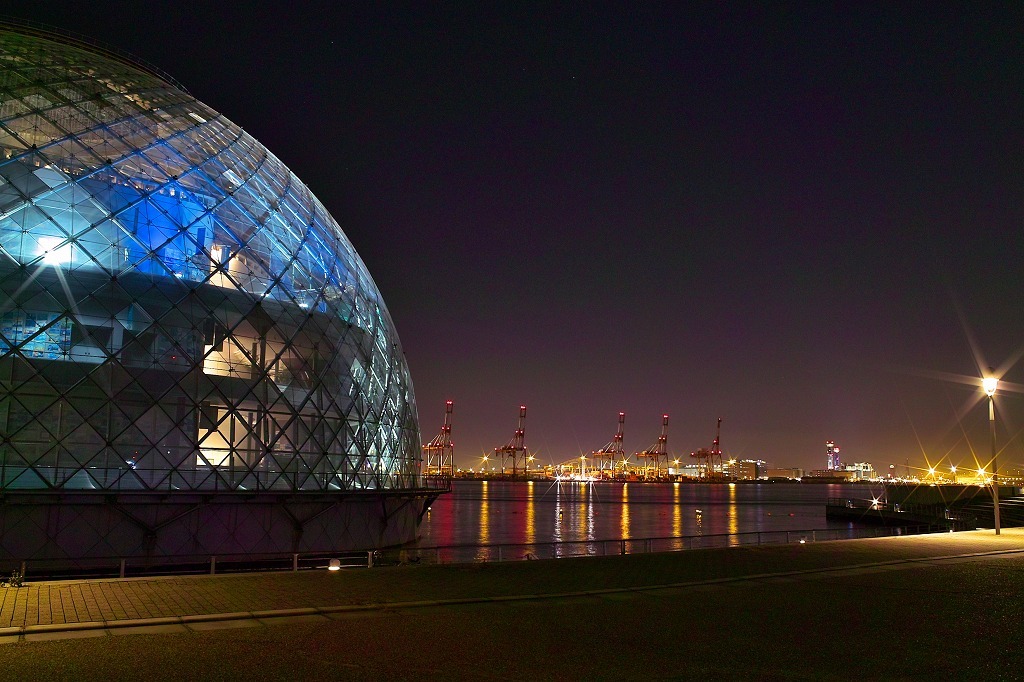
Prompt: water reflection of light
<box><xmin>672</xmin><ymin>482</ymin><xmax>682</xmax><ymax>538</ymax></box>
<box><xmin>728</xmin><ymin>482</ymin><xmax>738</xmax><ymax>544</ymax></box>
<box><xmin>553</xmin><ymin>481</ymin><xmax>563</xmax><ymax>544</ymax></box>
<box><xmin>573</xmin><ymin>482</ymin><xmax>594</xmax><ymax>541</ymax></box>
<box><xmin>479</xmin><ymin>480</ymin><xmax>490</xmax><ymax>545</ymax></box>
<box><xmin>525</xmin><ymin>480</ymin><xmax>535</xmax><ymax>544</ymax></box>
<box><xmin>620</xmin><ymin>483</ymin><xmax>630</xmax><ymax>538</ymax></box>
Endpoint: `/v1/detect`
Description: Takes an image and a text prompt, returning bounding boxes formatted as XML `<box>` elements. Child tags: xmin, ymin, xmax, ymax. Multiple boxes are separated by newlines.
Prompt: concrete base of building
<box><xmin>0</xmin><ymin>489</ymin><xmax>440</xmax><ymax>569</ymax></box>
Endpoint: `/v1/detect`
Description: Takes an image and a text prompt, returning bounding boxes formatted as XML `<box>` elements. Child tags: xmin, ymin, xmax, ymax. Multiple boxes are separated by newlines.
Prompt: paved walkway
<box><xmin>0</xmin><ymin>528</ymin><xmax>1022</xmax><ymax>642</ymax></box>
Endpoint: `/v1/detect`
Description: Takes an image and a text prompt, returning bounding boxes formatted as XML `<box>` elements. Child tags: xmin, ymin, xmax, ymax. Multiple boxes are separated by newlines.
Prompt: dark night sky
<box><xmin>11</xmin><ymin>3</ymin><xmax>1024</xmax><ymax>472</ymax></box>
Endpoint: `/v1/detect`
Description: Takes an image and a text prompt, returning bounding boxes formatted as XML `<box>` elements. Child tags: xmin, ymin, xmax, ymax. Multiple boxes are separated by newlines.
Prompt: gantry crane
<box><xmin>635</xmin><ymin>414</ymin><xmax>669</xmax><ymax>479</ymax></box>
<box><xmin>421</xmin><ymin>400</ymin><xmax>454</xmax><ymax>477</ymax></box>
<box><xmin>494</xmin><ymin>405</ymin><xmax>527</xmax><ymax>477</ymax></box>
<box><xmin>690</xmin><ymin>417</ymin><xmax>723</xmax><ymax>479</ymax></box>
<box><xmin>591</xmin><ymin>412</ymin><xmax>626</xmax><ymax>476</ymax></box>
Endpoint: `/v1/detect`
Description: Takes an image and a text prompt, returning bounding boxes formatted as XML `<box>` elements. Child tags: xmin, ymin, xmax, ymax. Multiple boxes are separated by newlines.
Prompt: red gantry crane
<box><xmin>494</xmin><ymin>405</ymin><xmax>527</xmax><ymax>477</ymax></box>
<box><xmin>636</xmin><ymin>414</ymin><xmax>669</xmax><ymax>479</ymax></box>
<box><xmin>591</xmin><ymin>411</ymin><xmax>626</xmax><ymax>476</ymax></box>
<box><xmin>422</xmin><ymin>400</ymin><xmax>454</xmax><ymax>477</ymax></box>
<box><xmin>690</xmin><ymin>417</ymin><xmax>723</xmax><ymax>480</ymax></box>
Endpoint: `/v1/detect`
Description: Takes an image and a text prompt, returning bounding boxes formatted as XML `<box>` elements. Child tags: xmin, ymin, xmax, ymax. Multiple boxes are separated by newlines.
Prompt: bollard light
<box><xmin>328</xmin><ymin>558</ymin><xmax>342</xmax><ymax>571</ymax></box>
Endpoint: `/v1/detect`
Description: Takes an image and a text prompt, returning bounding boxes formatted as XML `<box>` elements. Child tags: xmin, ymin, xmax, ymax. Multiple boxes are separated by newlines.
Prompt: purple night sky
<box><xmin>13</xmin><ymin>3</ymin><xmax>1024</xmax><ymax>472</ymax></box>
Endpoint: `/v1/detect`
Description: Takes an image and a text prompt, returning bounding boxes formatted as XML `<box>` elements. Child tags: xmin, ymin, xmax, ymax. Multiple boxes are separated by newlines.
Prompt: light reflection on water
<box><xmin>672</xmin><ymin>483</ymin><xmax>682</xmax><ymax>538</ymax></box>
<box><xmin>728</xmin><ymin>482</ymin><xmax>739</xmax><ymax>545</ymax></box>
<box><xmin>419</xmin><ymin>480</ymin><xmax>883</xmax><ymax>547</ymax></box>
<box><xmin>620</xmin><ymin>483</ymin><xmax>630</xmax><ymax>538</ymax></box>
<box><xmin>478</xmin><ymin>480</ymin><xmax>489</xmax><ymax>545</ymax></box>
<box><xmin>525</xmin><ymin>480</ymin><xmax>535</xmax><ymax>545</ymax></box>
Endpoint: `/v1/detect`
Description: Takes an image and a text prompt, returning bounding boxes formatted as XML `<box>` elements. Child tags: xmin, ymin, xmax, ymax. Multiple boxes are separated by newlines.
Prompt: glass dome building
<box><xmin>0</xmin><ymin>23</ymin><xmax>436</xmax><ymax>567</ymax></box>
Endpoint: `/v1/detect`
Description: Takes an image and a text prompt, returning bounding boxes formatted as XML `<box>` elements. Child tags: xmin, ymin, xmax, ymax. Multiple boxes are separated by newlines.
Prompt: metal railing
<box><xmin>0</xmin><ymin>551</ymin><xmax>377</xmax><ymax>583</ymax></box>
<box><xmin>0</xmin><ymin>523</ymin><xmax>946</xmax><ymax>582</ymax></box>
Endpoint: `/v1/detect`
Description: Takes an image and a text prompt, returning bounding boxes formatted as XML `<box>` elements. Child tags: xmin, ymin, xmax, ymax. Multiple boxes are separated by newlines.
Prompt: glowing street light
<box><xmin>984</xmin><ymin>373</ymin><xmax>1000</xmax><ymax>534</ymax></box>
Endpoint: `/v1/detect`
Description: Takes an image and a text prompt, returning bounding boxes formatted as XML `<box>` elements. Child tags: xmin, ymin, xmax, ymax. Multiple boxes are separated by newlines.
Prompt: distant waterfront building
<box><xmin>765</xmin><ymin>468</ymin><xmax>803</xmax><ymax>480</ymax></box>
<box><xmin>727</xmin><ymin>459</ymin><xmax>765</xmax><ymax>480</ymax></box>
<box><xmin>844</xmin><ymin>462</ymin><xmax>875</xmax><ymax>481</ymax></box>
<box><xmin>1000</xmin><ymin>465</ymin><xmax>1024</xmax><ymax>484</ymax></box>
<box><xmin>826</xmin><ymin>441</ymin><xmax>842</xmax><ymax>470</ymax></box>
<box><xmin>670</xmin><ymin>464</ymin><xmax>704</xmax><ymax>478</ymax></box>
<box><xmin>807</xmin><ymin>469</ymin><xmax>855</xmax><ymax>480</ymax></box>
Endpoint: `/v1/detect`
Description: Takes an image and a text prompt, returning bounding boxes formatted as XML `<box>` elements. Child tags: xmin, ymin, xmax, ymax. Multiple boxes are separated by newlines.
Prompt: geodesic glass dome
<box><xmin>0</xmin><ymin>25</ymin><xmax>420</xmax><ymax>493</ymax></box>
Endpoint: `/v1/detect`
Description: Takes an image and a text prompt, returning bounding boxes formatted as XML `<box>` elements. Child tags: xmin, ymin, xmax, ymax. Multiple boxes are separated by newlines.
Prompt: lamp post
<box><xmin>983</xmin><ymin>375</ymin><xmax>1000</xmax><ymax>535</ymax></box>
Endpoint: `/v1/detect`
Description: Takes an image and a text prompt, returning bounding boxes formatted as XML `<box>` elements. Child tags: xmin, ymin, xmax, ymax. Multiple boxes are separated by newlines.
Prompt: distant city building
<box><xmin>826</xmin><ymin>441</ymin><xmax>842</xmax><ymax>470</ymax></box>
<box><xmin>844</xmin><ymin>462</ymin><xmax>875</xmax><ymax>481</ymax></box>
<box><xmin>726</xmin><ymin>459</ymin><xmax>765</xmax><ymax>480</ymax></box>
<box><xmin>807</xmin><ymin>469</ymin><xmax>855</xmax><ymax>480</ymax></box>
<box><xmin>766</xmin><ymin>468</ymin><xmax>803</xmax><ymax>480</ymax></box>
<box><xmin>669</xmin><ymin>464</ymin><xmax>705</xmax><ymax>478</ymax></box>
<box><xmin>1000</xmin><ymin>466</ymin><xmax>1024</xmax><ymax>484</ymax></box>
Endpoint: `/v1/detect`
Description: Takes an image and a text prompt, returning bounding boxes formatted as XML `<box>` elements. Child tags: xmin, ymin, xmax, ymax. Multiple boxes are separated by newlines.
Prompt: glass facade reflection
<box><xmin>0</xmin><ymin>27</ymin><xmax>420</xmax><ymax>493</ymax></box>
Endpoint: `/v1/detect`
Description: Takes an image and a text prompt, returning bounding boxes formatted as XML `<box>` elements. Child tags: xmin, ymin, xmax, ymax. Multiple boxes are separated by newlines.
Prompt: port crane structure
<box><xmin>591</xmin><ymin>412</ymin><xmax>627</xmax><ymax>474</ymax></box>
<box><xmin>422</xmin><ymin>400</ymin><xmax>454</xmax><ymax>477</ymax></box>
<box><xmin>635</xmin><ymin>414</ymin><xmax>669</xmax><ymax>478</ymax></box>
<box><xmin>494</xmin><ymin>405</ymin><xmax>528</xmax><ymax>476</ymax></box>
<box><xmin>690</xmin><ymin>417</ymin><xmax>723</xmax><ymax>479</ymax></box>
<box><xmin>475</xmin><ymin>408</ymin><xmax>730</xmax><ymax>481</ymax></box>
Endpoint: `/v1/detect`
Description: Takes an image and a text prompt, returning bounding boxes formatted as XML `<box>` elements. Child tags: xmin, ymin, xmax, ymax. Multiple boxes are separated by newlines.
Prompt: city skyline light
<box><xmin>10</xmin><ymin>4</ymin><xmax>1024</xmax><ymax>472</ymax></box>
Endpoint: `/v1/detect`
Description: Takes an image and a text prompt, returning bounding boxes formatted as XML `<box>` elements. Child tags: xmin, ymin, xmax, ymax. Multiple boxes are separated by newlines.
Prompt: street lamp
<box><xmin>983</xmin><ymin>374</ymin><xmax>1000</xmax><ymax>535</ymax></box>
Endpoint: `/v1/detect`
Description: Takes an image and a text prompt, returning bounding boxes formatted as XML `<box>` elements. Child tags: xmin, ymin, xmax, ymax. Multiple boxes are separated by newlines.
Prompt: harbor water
<box><xmin>419</xmin><ymin>479</ymin><xmax>885</xmax><ymax>550</ymax></box>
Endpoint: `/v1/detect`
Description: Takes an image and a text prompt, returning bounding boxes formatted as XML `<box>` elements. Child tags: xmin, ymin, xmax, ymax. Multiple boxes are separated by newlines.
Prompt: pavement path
<box><xmin>0</xmin><ymin>528</ymin><xmax>1022</xmax><ymax>642</ymax></box>
<box><xmin>1</xmin><ymin>529</ymin><xmax>1023</xmax><ymax>680</ymax></box>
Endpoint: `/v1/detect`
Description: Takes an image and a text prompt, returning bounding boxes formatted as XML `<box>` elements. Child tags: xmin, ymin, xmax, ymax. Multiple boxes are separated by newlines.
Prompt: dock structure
<box><xmin>690</xmin><ymin>418</ymin><xmax>724</xmax><ymax>480</ymax></box>
<box><xmin>591</xmin><ymin>412</ymin><xmax>627</xmax><ymax>476</ymax></box>
<box><xmin>422</xmin><ymin>400</ymin><xmax>455</xmax><ymax>477</ymax></box>
<box><xmin>494</xmin><ymin>406</ymin><xmax>528</xmax><ymax>476</ymax></box>
<box><xmin>635</xmin><ymin>414</ymin><xmax>670</xmax><ymax>479</ymax></box>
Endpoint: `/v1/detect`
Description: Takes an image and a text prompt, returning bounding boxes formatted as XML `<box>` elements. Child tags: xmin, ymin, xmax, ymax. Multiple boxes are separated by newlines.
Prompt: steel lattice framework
<box><xmin>0</xmin><ymin>26</ymin><xmax>421</xmax><ymax>496</ymax></box>
<box><xmin>635</xmin><ymin>414</ymin><xmax>669</xmax><ymax>477</ymax></box>
<box><xmin>591</xmin><ymin>411</ymin><xmax>626</xmax><ymax>473</ymax></box>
